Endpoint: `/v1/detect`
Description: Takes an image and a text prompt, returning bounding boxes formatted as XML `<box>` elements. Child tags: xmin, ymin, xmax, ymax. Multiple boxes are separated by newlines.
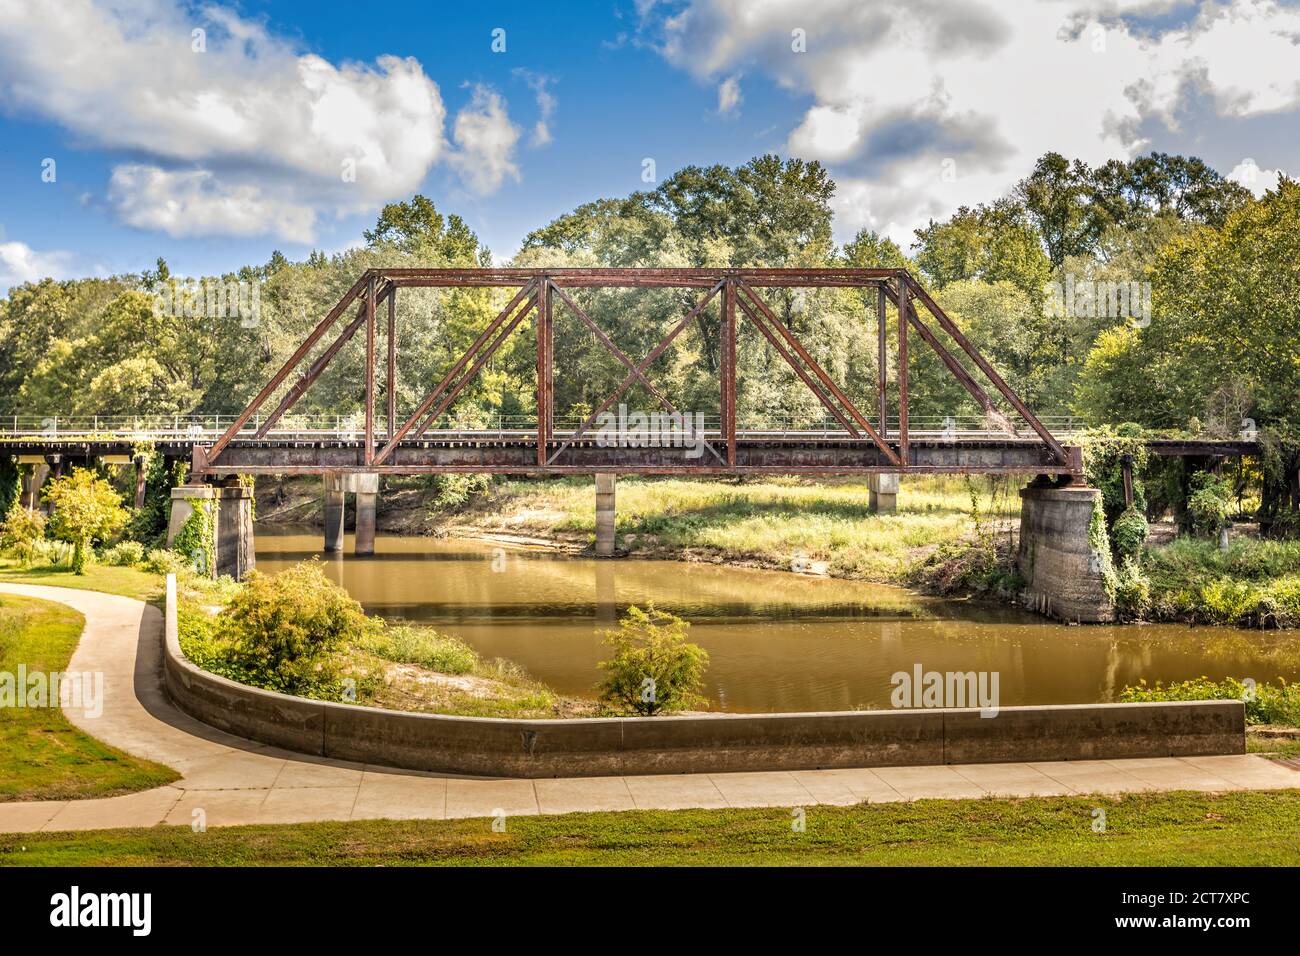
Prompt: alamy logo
<box><xmin>50</xmin><ymin>886</ymin><xmax>151</xmax><ymax>936</ymax></box>
<box><xmin>0</xmin><ymin>667</ymin><xmax>103</xmax><ymax>718</ymax></box>
<box><xmin>890</xmin><ymin>664</ymin><xmax>1000</xmax><ymax>717</ymax></box>
<box><xmin>1044</xmin><ymin>275</ymin><xmax>1151</xmax><ymax>327</ymax></box>
<box><xmin>152</xmin><ymin>278</ymin><xmax>261</xmax><ymax>327</ymax></box>
<box><xmin>594</xmin><ymin>404</ymin><xmax>707</xmax><ymax>459</ymax></box>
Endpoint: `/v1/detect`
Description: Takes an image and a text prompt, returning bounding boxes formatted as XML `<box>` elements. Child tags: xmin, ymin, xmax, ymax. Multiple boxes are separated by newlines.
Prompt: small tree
<box><xmin>597</xmin><ymin>605</ymin><xmax>709</xmax><ymax>716</ymax></box>
<box><xmin>43</xmin><ymin>468</ymin><xmax>128</xmax><ymax>573</ymax></box>
<box><xmin>0</xmin><ymin>500</ymin><xmax>47</xmax><ymax>566</ymax></box>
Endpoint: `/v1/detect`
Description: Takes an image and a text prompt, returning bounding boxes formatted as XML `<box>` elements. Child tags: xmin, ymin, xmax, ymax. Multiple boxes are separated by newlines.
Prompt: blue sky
<box><xmin>0</xmin><ymin>0</ymin><xmax>1296</xmax><ymax>287</ymax></box>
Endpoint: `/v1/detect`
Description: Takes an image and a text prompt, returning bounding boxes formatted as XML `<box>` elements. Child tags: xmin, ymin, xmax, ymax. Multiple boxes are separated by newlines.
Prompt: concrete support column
<box><xmin>868</xmin><ymin>472</ymin><xmax>899</xmax><ymax>514</ymax></box>
<box><xmin>595</xmin><ymin>473</ymin><xmax>616</xmax><ymax>557</ymax></box>
<box><xmin>18</xmin><ymin>457</ymin><xmax>49</xmax><ymax>510</ymax></box>
<box><xmin>133</xmin><ymin>455</ymin><xmax>149</xmax><ymax>509</ymax></box>
<box><xmin>323</xmin><ymin>473</ymin><xmax>346</xmax><ymax>553</ymax></box>
<box><xmin>1018</xmin><ymin>483</ymin><xmax>1115</xmax><ymax>623</ymax></box>
<box><xmin>214</xmin><ymin>483</ymin><xmax>255</xmax><ymax>581</ymax></box>
<box><xmin>167</xmin><ymin>484</ymin><xmax>216</xmax><ymax>577</ymax></box>
<box><xmin>353</xmin><ymin>473</ymin><xmax>380</xmax><ymax>556</ymax></box>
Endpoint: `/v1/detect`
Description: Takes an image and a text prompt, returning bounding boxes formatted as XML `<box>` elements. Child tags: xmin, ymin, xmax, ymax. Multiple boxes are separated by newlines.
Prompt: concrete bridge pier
<box><xmin>1017</xmin><ymin>480</ymin><xmax>1115</xmax><ymax>623</ymax></box>
<box><xmin>215</xmin><ymin>482</ymin><xmax>255</xmax><ymax>580</ymax></box>
<box><xmin>17</xmin><ymin>456</ymin><xmax>49</xmax><ymax>510</ymax></box>
<box><xmin>595</xmin><ymin>473</ymin><xmax>616</xmax><ymax>556</ymax></box>
<box><xmin>322</xmin><ymin>472</ymin><xmax>380</xmax><ymax>555</ymax></box>
<box><xmin>868</xmin><ymin>473</ymin><xmax>899</xmax><ymax>514</ymax></box>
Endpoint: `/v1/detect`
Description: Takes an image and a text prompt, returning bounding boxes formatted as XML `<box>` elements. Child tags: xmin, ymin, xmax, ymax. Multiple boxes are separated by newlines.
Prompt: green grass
<box><xmin>3</xmin><ymin>790</ymin><xmax>1298</xmax><ymax>866</ymax></box>
<box><xmin>1140</xmin><ymin>538</ymin><xmax>1300</xmax><ymax>627</ymax></box>
<box><xmin>0</xmin><ymin>558</ymin><xmax>164</xmax><ymax>602</ymax></box>
<box><xmin>461</xmin><ymin>475</ymin><xmax>1018</xmax><ymax>582</ymax></box>
<box><xmin>0</xmin><ymin>593</ymin><xmax>179</xmax><ymax>802</ymax></box>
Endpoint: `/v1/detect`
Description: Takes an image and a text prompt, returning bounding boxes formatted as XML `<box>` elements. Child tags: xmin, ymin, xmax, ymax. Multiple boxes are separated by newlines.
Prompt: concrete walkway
<box><xmin>1</xmin><ymin>582</ymin><xmax>1297</xmax><ymax>834</ymax></box>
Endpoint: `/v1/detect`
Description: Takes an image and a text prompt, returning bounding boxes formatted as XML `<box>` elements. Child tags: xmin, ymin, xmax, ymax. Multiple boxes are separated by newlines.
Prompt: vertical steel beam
<box><xmin>876</xmin><ymin>282</ymin><xmax>887</xmax><ymax>439</ymax></box>
<box><xmin>544</xmin><ymin>279</ymin><xmax>555</xmax><ymax>441</ymax></box>
<box><xmin>536</xmin><ymin>278</ymin><xmax>551</xmax><ymax>466</ymax></box>
<box><xmin>364</xmin><ymin>275</ymin><xmax>376</xmax><ymax>466</ymax></box>
<box><xmin>722</xmin><ymin>278</ymin><xmax>737</xmax><ymax>466</ymax></box>
<box><xmin>386</xmin><ymin>285</ymin><xmax>396</xmax><ymax>440</ymax></box>
<box><xmin>897</xmin><ymin>271</ymin><xmax>909</xmax><ymax>467</ymax></box>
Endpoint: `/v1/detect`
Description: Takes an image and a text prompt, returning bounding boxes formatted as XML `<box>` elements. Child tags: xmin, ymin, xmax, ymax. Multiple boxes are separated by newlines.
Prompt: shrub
<box><xmin>423</xmin><ymin>473</ymin><xmax>491</xmax><ymax>510</ymax></box>
<box><xmin>143</xmin><ymin>548</ymin><xmax>190</xmax><ymax>575</ymax></box>
<box><xmin>1185</xmin><ymin>472</ymin><xmax>1231</xmax><ymax>538</ymax></box>
<box><xmin>597</xmin><ymin>605</ymin><xmax>709</xmax><ymax>716</ymax></box>
<box><xmin>217</xmin><ymin>560</ymin><xmax>378</xmax><ymax>696</ymax></box>
<box><xmin>1112</xmin><ymin>556</ymin><xmax>1151</xmax><ymax>616</ymax></box>
<box><xmin>42</xmin><ymin>467</ymin><xmax>129</xmax><ymax>573</ymax></box>
<box><xmin>1120</xmin><ymin>677</ymin><xmax>1300</xmax><ymax>727</ymax></box>
<box><xmin>1110</xmin><ymin>507</ymin><xmax>1148</xmax><ymax>561</ymax></box>
<box><xmin>0</xmin><ymin>501</ymin><xmax>46</xmax><ymax>566</ymax></box>
<box><xmin>103</xmin><ymin>540</ymin><xmax>145</xmax><ymax>567</ymax></box>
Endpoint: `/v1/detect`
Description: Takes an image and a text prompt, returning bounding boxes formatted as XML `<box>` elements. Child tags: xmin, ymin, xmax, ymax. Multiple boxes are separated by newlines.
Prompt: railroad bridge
<box><xmin>0</xmin><ymin>268</ymin><xmax>1262</xmax><ymax>622</ymax></box>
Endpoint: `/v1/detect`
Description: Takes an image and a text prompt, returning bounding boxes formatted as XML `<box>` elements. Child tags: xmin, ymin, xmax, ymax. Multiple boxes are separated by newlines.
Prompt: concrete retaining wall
<box><xmin>162</xmin><ymin>576</ymin><xmax>1243</xmax><ymax>778</ymax></box>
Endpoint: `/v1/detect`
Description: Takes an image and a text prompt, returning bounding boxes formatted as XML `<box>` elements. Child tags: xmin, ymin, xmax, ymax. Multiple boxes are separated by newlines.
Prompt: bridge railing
<box><xmin>0</xmin><ymin>412</ymin><xmax>1084</xmax><ymax>441</ymax></box>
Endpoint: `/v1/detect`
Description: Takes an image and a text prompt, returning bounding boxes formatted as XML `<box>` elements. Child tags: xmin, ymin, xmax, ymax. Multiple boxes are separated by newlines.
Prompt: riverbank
<box><xmin>255</xmin><ymin>473</ymin><xmax>1300</xmax><ymax>628</ymax></box>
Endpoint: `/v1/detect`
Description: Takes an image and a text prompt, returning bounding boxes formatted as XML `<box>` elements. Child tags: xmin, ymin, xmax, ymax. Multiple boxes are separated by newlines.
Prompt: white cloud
<box><xmin>653</xmin><ymin>0</ymin><xmax>1300</xmax><ymax>246</ymax></box>
<box><xmin>0</xmin><ymin>240</ymin><xmax>75</xmax><ymax>290</ymax></box>
<box><xmin>717</xmin><ymin>74</ymin><xmax>743</xmax><ymax>115</ymax></box>
<box><xmin>449</xmin><ymin>86</ymin><xmax>522</xmax><ymax>195</ymax></box>
<box><xmin>1227</xmin><ymin>158</ymin><xmax>1288</xmax><ymax>196</ymax></box>
<box><xmin>0</xmin><ymin>0</ymin><xmax>524</xmax><ymax>241</ymax></box>
<box><xmin>513</xmin><ymin>69</ymin><xmax>558</xmax><ymax>147</ymax></box>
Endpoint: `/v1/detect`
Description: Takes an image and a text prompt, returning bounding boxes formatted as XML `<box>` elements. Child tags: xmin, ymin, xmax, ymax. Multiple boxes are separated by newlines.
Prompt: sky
<box><xmin>0</xmin><ymin>0</ymin><xmax>1296</xmax><ymax>289</ymax></box>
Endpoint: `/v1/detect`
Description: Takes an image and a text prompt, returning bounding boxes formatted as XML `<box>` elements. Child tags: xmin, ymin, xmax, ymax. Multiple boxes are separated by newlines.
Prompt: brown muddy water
<box><xmin>255</xmin><ymin>526</ymin><xmax>1300</xmax><ymax>713</ymax></box>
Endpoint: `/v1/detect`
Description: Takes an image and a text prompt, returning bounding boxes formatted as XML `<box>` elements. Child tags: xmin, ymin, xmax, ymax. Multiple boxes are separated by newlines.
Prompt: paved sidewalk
<box><xmin>1</xmin><ymin>582</ymin><xmax>1296</xmax><ymax>834</ymax></box>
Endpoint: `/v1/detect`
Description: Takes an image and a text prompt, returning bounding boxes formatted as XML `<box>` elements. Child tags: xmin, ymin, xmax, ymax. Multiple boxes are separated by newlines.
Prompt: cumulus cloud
<box><xmin>449</xmin><ymin>86</ymin><xmax>522</xmax><ymax>195</ymax></box>
<box><xmin>514</xmin><ymin>69</ymin><xmax>558</xmax><ymax>147</ymax></box>
<box><xmin>652</xmin><ymin>0</ymin><xmax>1300</xmax><ymax>245</ymax></box>
<box><xmin>1227</xmin><ymin>157</ymin><xmax>1288</xmax><ymax>196</ymax></box>
<box><xmin>0</xmin><ymin>240</ymin><xmax>75</xmax><ymax>290</ymax></box>
<box><xmin>0</xmin><ymin>0</ymin><xmax>523</xmax><ymax>240</ymax></box>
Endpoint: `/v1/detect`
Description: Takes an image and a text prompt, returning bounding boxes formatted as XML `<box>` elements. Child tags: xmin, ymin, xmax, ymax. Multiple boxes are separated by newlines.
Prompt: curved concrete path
<box><xmin>1</xmin><ymin>582</ymin><xmax>1297</xmax><ymax>834</ymax></box>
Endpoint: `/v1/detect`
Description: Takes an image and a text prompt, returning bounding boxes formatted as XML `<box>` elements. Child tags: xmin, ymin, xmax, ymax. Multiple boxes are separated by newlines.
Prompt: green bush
<box><xmin>1120</xmin><ymin>677</ymin><xmax>1300</xmax><ymax>727</ymax></box>
<box><xmin>43</xmin><ymin>467</ymin><xmax>130</xmax><ymax>573</ymax></box>
<box><xmin>1113</xmin><ymin>556</ymin><xmax>1151</xmax><ymax>616</ymax></box>
<box><xmin>102</xmin><ymin>540</ymin><xmax>145</xmax><ymax>567</ymax></box>
<box><xmin>597</xmin><ymin>605</ymin><xmax>709</xmax><ymax>716</ymax></box>
<box><xmin>423</xmin><ymin>473</ymin><xmax>491</xmax><ymax>510</ymax></box>
<box><xmin>358</xmin><ymin>624</ymin><xmax>478</xmax><ymax>674</ymax></box>
<box><xmin>217</xmin><ymin>560</ymin><xmax>378</xmax><ymax>696</ymax></box>
<box><xmin>143</xmin><ymin>548</ymin><xmax>190</xmax><ymax>575</ymax></box>
<box><xmin>1111</xmin><ymin>507</ymin><xmax>1149</xmax><ymax>561</ymax></box>
<box><xmin>0</xmin><ymin>501</ymin><xmax>46</xmax><ymax>566</ymax></box>
<box><xmin>1186</xmin><ymin>472</ymin><xmax>1231</xmax><ymax>538</ymax></box>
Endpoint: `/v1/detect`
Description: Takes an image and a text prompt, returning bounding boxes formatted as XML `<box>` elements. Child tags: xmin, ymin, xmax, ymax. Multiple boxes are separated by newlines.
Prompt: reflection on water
<box><xmin>255</xmin><ymin>526</ymin><xmax>1300</xmax><ymax>714</ymax></box>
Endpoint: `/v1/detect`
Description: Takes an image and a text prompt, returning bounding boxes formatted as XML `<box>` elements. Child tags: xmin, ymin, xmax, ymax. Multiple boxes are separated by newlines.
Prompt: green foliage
<box><xmin>142</xmin><ymin>548</ymin><xmax>190</xmax><ymax>576</ymax></box>
<box><xmin>1111</xmin><ymin>507</ymin><xmax>1149</xmax><ymax>561</ymax></box>
<box><xmin>0</xmin><ymin>458</ymin><xmax>19</xmax><ymax>518</ymax></box>
<box><xmin>1112</xmin><ymin>556</ymin><xmax>1151</xmax><ymax>616</ymax></box>
<box><xmin>597</xmin><ymin>605</ymin><xmax>709</xmax><ymax>716</ymax></box>
<box><xmin>171</xmin><ymin>499</ymin><xmax>216</xmax><ymax>576</ymax></box>
<box><xmin>0</xmin><ymin>501</ymin><xmax>46</xmax><ymax>566</ymax></box>
<box><xmin>215</xmin><ymin>560</ymin><xmax>378</xmax><ymax>697</ymax></box>
<box><xmin>357</xmin><ymin>624</ymin><xmax>478</xmax><ymax>674</ymax></box>
<box><xmin>42</xmin><ymin>468</ymin><xmax>129</xmax><ymax>574</ymax></box>
<box><xmin>423</xmin><ymin>473</ymin><xmax>492</xmax><ymax>510</ymax></box>
<box><xmin>1120</xmin><ymin>677</ymin><xmax>1300</xmax><ymax>727</ymax></box>
<box><xmin>102</xmin><ymin>540</ymin><xmax>145</xmax><ymax>567</ymax></box>
<box><xmin>1079</xmin><ymin>424</ymin><xmax>1149</xmax><ymax>526</ymax></box>
<box><xmin>128</xmin><ymin>455</ymin><xmax>185</xmax><ymax>545</ymax></box>
<box><xmin>1142</xmin><ymin>537</ymin><xmax>1300</xmax><ymax>627</ymax></box>
<box><xmin>1185</xmin><ymin>472</ymin><xmax>1231</xmax><ymax>537</ymax></box>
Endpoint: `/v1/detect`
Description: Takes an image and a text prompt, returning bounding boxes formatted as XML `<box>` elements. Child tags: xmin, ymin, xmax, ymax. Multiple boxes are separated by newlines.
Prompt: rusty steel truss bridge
<box><xmin>0</xmin><ymin>268</ymin><xmax>1261</xmax><ymax>480</ymax></box>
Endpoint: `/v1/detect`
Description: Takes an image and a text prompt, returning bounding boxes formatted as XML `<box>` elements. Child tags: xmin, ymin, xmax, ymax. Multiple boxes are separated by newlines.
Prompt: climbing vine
<box><xmin>172</xmin><ymin>498</ymin><xmax>217</xmax><ymax>576</ymax></box>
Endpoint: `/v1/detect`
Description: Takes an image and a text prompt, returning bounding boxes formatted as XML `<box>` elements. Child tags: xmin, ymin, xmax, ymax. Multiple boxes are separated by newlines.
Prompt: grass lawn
<box><xmin>3</xmin><ymin>790</ymin><xmax>1298</xmax><ymax>866</ymax></box>
<box><xmin>0</xmin><ymin>558</ymin><xmax>164</xmax><ymax>603</ymax></box>
<box><xmin>0</xmin><ymin>593</ymin><xmax>178</xmax><ymax>802</ymax></box>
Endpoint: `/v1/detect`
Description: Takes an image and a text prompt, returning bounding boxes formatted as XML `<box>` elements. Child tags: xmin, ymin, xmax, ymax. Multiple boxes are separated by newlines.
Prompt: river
<box><xmin>255</xmin><ymin>526</ymin><xmax>1300</xmax><ymax>713</ymax></box>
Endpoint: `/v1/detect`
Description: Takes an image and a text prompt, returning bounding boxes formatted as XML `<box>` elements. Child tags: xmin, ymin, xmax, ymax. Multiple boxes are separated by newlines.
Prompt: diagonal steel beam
<box><xmin>255</xmin><ymin>282</ymin><xmax>394</xmax><ymax>439</ymax></box>
<box><xmin>905</xmin><ymin>275</ymin><xmax>1067</xmax><ymax>464</ymax></box>
<box><xmin>736</xmin><ymin>295</ymin><xmax>862</xmax><ymax>439</ymax></box>
<box><xmin>548</xmin><ymin>282</ymin><xmax>723</xmax><ymax>465</ymax></box>
<box><xmin>374</xmin><ymin>280</ymin><xmax>538</xmax><ymax>464</ymax></box>
<box><xmin>737</xmin><ymin>280</ymin><xmax>900</xmax><ymax>466</ymax></box>
<box><xmin>879</xmin><ymin>282</ymin><xmax>1018</xmax><ymax>436</ymax></box>
<box><xmin>546</xmin><ymin>281</ymin><xmax>724</xmax><ymax>465</ymax></box>
<box><xmin>414</xmin><ymin>293</ymin><xmax>538</xmax><ymax>439</ymax></box>
<box><xmin>208</xmin><ymin>272</ymin><xmax>369</xmax><ymax>461</ymax></box>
